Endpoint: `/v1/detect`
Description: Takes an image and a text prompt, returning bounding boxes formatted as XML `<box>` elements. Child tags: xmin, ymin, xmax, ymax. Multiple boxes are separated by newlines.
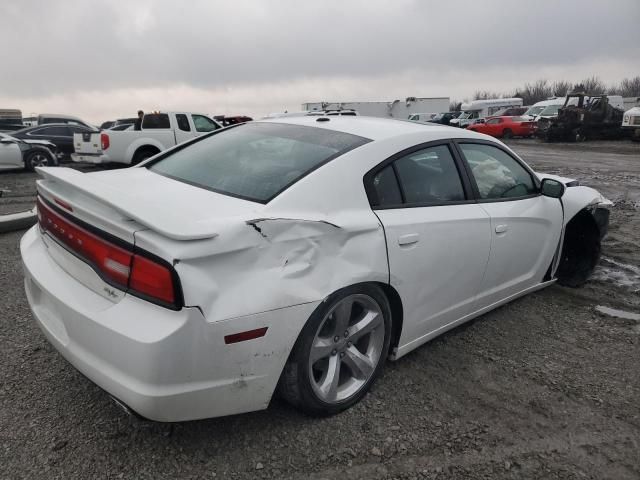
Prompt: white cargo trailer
<box><xmin>301</xmin><ymin>97</ymin><xmax>449</xmax><ymax>119</ymax></box>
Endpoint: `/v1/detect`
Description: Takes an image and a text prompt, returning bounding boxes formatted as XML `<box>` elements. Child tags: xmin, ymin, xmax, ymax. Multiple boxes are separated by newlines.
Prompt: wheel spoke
<box><xmin>332</xmin><ymin>298</ymin><xmax>353</xmax><ymax>335</ymax></box>
<box><xmin>343</xmin><ymin>346</ymin><xmax>374</xmax><ymax>380</ymax></box>
<box><xmin>310</xmin><ymin>337</ymin><xmax>334</xmax><ymax>363</ymax></box>
<box><xmin>318</xmin><ymin>355</ymin><xmax>341</xmax><ymax>401</ymax></box>
<box><xmin>349</xmin><ymin>309</ymin><xmax>382</xmax><ymax>342</ymax></box>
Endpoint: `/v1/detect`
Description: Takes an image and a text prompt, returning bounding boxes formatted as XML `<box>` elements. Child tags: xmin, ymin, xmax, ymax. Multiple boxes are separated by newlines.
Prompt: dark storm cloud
<box><xmin>1</xmin><ymin>0</ymin><xmax>639</xmax><ymax>99</ymax></box>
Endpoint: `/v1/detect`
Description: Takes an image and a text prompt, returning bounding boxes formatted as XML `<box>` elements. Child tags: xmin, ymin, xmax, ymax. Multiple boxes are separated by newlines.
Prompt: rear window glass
<box><xmin>147</xmin><ymin>122</ymin><xmax>370</xmax><ymax>203</ymax></box>
<box><xmin>142</xmin><ymin>114</ymin><xmax>170</xmax><ymax>129</ymax></box>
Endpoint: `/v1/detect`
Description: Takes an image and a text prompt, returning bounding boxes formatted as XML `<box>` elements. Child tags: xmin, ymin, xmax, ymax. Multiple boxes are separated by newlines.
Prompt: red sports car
<box><xmin>467</xmin><ymin>116</ymin><xmax>536</xmax><ymax>138</ymax></box>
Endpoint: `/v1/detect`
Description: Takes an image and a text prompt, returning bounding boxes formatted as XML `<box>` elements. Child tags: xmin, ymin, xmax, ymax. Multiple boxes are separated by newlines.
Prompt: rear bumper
<box><xmin>70</xmin><ymin>153</ymin><xmax>111</xmax><ymax>164</ymax></box>
<box><xmin>21</xmin><ymin>226</ymin><xmax>317</xmax><ymax>421</ymax></box>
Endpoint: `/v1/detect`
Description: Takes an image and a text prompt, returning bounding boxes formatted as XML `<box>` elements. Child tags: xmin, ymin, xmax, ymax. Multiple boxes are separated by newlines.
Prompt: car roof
<box><xmin>259</xmin><ymin>115</ymin><xmax>482</xmax><ymax>142</ymax></box>
<box><xmin>14</xmin><ymin>123</ymin><xmax>96</xmax><ymax>133</ymax></box>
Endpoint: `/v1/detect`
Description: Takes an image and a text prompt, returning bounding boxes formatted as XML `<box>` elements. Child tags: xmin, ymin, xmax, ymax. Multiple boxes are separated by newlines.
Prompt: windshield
<box><xmin>540</xmin><ymin>105</ymin><xmax>561</xmax><ymax>116</ymax></box>
<box><xmin>148</xmin><ymin>122</ymin><xmax>370</xmax><ymax>203</ymax></box>
<box><xmin>524</xmin><ymin>106</ymin><xmax>545</xmax><ymax>116</ymax></box>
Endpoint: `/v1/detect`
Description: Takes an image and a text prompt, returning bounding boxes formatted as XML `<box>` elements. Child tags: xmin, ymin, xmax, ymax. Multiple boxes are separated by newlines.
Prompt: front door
<box><xmin>368</xmin><ymin>143</ymin><xmax>492</xmax><ymax>348</ymax></box>
<box><xmin>456</xmin><ymin>142</ymin><xmax>563</xmax><ymax>310</ymax></box>
<box><xmin>0</xmin><ymin>139</ymin><xmax>23</xmax><ymax>169</ymax></box>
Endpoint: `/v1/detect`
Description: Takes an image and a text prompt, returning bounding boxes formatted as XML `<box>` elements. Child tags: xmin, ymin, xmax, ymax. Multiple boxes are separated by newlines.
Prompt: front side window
<box><xmin>192</xmin><ymin>115</ymin><xmax>219</xmax><ymax>132</ymax></box>
<box><xmin>393</xmin><ymin>145</ymin><xmax>465</xmax><ymax>204</ymax></box>
<box><xmin>148</xmin><ymin>122</ymin><xmax>369</xmax><ymax>203</ymax></box>
<box><xmin>486</xmin><ymin>118</ymin><xmax>501</xmax><ymax>125</ymax></box>
<box><xmin>459</xmin><ymin>143</ymin><xmax>536</xmax><ymax>200</ymax></box>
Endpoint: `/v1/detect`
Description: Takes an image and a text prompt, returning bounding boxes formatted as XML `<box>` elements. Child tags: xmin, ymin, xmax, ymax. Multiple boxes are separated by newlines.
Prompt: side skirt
<box><xmin>391</xmin><ymin>279</ymin><xmax>556</xmax><ymax>360</ymax></box>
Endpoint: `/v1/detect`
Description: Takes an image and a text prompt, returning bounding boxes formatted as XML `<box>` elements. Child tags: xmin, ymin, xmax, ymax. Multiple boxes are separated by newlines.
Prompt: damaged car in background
<box><xmin>21</xmin><ymin>116</ymin><xmax>611</xmax><ymax>422</ymax></box>
<box><xmin>0</xmin><ymin>132</ymin><xmax>58</xmax><ymax>171</ymax></box>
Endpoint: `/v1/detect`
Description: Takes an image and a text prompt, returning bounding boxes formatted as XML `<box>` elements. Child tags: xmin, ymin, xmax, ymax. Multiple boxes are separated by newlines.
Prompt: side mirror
<box><xmin>540</xmin><ymin>178</ymin><xmax>565</xmax><ymax>198</ymax></box>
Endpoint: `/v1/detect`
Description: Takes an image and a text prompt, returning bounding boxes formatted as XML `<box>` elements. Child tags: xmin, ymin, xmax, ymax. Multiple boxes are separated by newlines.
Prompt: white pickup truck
<box><xmin>71</xmin><ymin>112</ymin><xmax>222</xmax><ymax>165</ymax></box>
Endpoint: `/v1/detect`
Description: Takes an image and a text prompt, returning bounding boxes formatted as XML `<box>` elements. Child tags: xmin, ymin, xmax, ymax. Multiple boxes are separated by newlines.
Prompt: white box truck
<box><xmin>301</xmin><ymin>97</ymin><xmax>450</xmax><ymax>120</ymax></box>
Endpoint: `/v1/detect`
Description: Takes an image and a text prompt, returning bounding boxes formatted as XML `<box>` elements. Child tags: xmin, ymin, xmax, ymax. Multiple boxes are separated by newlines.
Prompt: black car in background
<box><xmin>0</xmin><ymin>122</ymin><xmax>27</xmax><ymax>132</ymax></box>
<box><xmin>428</xmin><ymin>112</ymin><xmax>462</xmax><ymax>125</ymax></box>
<box><xmin>10</xmin><ymin>123</ymin><xmax>97</xmax><ymax>161</ymax></box>
<box><xmin>100</xmin><ymin>117</ymin><xmax>137</xmax><ymax>130</ymax></box>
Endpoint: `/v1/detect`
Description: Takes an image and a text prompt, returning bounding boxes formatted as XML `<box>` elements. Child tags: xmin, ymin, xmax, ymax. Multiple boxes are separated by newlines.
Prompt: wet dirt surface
<box><xmin>0</xmin><ymin>141</ymin><xmax>639</xmax><ymax>479</ymax></box>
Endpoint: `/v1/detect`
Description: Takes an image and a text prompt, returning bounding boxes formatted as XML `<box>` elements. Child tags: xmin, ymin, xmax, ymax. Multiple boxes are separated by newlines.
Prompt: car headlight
<box><xmin>623</xmin><ymin>115</ymin><xmax>630</xmax><ymax>124</ymax></box>
<box><xmin>18</xmin><ymin>142</ymin><xmax>31</xmax><ymax>152</ymax></box>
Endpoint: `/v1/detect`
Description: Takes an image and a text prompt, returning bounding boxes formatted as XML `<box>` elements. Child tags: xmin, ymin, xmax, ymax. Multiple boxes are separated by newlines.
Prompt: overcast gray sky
<box><xmin>1</xmin><ymin>0</ymin><xmax>638</xmax><ymax>123</ymax></box>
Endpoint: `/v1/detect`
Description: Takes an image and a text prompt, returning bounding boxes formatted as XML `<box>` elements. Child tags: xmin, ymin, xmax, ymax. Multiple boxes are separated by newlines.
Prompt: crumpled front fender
<box><xmin>561</xmin><ymin>185</ymin><xmax>612</xmax><ymax>240</ymax></box>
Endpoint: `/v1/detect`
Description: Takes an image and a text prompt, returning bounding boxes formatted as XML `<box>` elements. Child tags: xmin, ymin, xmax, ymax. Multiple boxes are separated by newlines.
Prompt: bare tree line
<box><xmin>450</xmin><ymin>76</ymin><xmax>640</xmax><ymax>111</ymax></box>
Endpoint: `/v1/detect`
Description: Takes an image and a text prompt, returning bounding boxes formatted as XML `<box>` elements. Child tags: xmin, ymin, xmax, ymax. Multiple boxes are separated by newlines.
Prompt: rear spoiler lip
<box><xmin>35</xmin><ymin>167</ymin><xmax>220</xmax><ymax>241</ymax></box>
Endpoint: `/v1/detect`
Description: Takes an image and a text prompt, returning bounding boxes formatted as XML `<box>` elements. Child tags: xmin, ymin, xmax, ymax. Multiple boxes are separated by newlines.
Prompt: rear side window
<box><xmin>148</xmin><ymin>122</ymin><xmax>369</xmax><ymax>203</ymax></box>
<box><xmin>459</xmin><ymin>143</ymin><xmax>536</xmax><ymax>200</ymax></box>
<box><xmin>176</xmin><ymin>114</ymin><xmax>191</xmax><ymax>132</ymax></box>
<box><xmin>372</xmin><ymin>165</ymin><xmax>402</xmax><ymax>206</ymax></box>
<box><xmin>33</xmin><ymin>126</ymin><xmax>70</xmax><ymax>136</ymax></box>
<box><xmin>142</xmin><ymin>114</ymin><xmax>170</xmax><ymax>129</ymax></box>
<box><xmin>369</xmin><ymin>144</ymin><xmax>466</xmax><ymax>207</ymax></box>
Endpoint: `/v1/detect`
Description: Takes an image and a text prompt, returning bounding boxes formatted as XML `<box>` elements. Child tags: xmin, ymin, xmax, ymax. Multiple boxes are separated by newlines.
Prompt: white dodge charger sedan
<box><xmin>21</xmin><ymin>116</ymin><xmax>610</xmax><ymax>421</ymax></box>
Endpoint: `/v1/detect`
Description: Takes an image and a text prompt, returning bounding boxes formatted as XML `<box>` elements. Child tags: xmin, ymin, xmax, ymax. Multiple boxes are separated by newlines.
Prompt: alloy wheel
<box><xmin>308</xmin><ymin>294</ymin><xmax>385</xmax><ymax>404</ymax></box>
<box><xmin>29</xmin><ymin>152</ymin><xmax>50</xmax><ymax>168</ymax></box>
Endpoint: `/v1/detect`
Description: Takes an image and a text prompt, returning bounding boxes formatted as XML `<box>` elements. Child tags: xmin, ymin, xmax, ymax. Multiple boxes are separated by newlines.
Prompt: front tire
<box><xmin>279</xmin><ymin>284</ymin><xmax>392</xmax><ymax>416</ymax></box>
<box><xmin>24</xmin><ymin>149</ymin><xmax>56</xmax><ymax>171</ymax></box>
<box><xmin>502</xmin><ymin>128</ymin><xmax>513</xmax><ymax>139</ymax></box>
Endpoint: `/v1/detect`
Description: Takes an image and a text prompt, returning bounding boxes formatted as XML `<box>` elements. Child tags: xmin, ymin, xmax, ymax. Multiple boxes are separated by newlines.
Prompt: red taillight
<box><xmin>36</xmin><ymin>197</ymin><xmax>179</xmax><ymax>308</ymax></box>
<box><xmin>130</xmin><ymin>255</ymin><xmax>175</xmax><ymax>304</ymax></box>
<box><xmin>101</xmin><ymin>132</ymin><xmax>110</xmax><ymax>150</ymax></box>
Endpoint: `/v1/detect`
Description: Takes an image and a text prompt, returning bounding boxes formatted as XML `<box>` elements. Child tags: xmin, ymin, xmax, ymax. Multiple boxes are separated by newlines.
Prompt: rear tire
<box><xmin>131</xmin><ymin>148</ymin><xmax>159</xmax><ymax>166</ymax></box>
<box><xmin>279</xmin><ymin>284</ymin><xmax>392</xmax><ymax>416</ymax></box>
<box><xmin>24</xmin><ymin>149</ymin><xmax>56</xmax><ymax>172</ymax></box>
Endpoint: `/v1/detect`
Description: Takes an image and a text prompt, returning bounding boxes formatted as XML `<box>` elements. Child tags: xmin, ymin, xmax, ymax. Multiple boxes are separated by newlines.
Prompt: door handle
<box><xmin>398</xmin><ymin>233</ymin><xmax>420</xmax><ymax>246</ymax></box>
<box><xmin>495</xmin><ymin>224</ymin><xmax>508</xmax><ymax>234</ymax></box>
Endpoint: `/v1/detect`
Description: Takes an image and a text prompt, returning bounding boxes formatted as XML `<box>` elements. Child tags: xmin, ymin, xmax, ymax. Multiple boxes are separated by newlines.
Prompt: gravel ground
<box><xmin>0</xmin><ymin>141</ymin><xmax>639</xmax><ymax>479</ymax></box>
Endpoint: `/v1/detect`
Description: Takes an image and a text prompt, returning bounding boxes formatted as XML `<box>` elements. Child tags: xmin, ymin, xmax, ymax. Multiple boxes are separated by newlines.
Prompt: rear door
<box><xmin>367</xmin><ymin>142</ymin><xmax>491</xmax><ymax>346</ymax></box>
<box><xmin>455</xmin><ymin>141</ymin><xmax>563</xmax><ymax>309</ymax></box>
<box><xmin>174</xmin><ymin>113</ymin><xmax>193</xmax><ymax>144</ymax></box>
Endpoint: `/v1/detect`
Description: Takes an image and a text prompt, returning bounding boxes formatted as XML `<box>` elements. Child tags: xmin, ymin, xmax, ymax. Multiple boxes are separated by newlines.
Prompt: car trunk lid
<box><xmin>36</xmin><ymin>166</ymin><xmax>262</xmax><ymax>241</ymax></box>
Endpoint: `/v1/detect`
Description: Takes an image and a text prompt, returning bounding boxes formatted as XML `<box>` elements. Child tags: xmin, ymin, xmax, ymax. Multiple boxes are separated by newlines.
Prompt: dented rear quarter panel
<box><xmin>134</xmin><ymin>210</ymin><xmax>387</xmax><ymax>324</ymax></box>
